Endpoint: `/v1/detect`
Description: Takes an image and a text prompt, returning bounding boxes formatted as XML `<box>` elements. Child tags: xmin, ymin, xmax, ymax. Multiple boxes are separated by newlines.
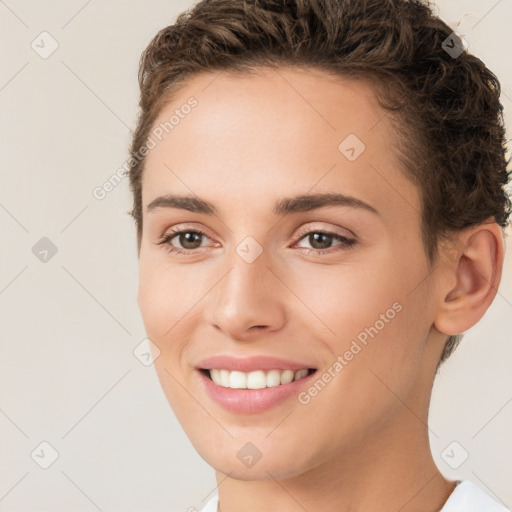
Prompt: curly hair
<box><xmin>128</xmin><ymin>0</ymin><xmax>511</xmax><ymax>365</ymax></box>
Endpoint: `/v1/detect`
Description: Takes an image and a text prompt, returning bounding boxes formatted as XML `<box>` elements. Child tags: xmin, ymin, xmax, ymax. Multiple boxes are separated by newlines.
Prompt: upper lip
<box><xmin>196</xmin><ymin>355</ymin><xmax>316</xmax><ymax>372</ymax></box>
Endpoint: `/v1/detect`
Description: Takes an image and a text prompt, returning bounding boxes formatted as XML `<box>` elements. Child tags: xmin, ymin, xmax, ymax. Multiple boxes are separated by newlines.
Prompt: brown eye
<box><xmin>307</xmin><ymin>232</ymin><xmax>334</xmax><ymax>250</ymax></box>
<box><xmin>295</xmin><ymin>229</ymin><xmax>356</xmax><ymax>254</ymax></box>
<box><xmin>157</xmin><ymin>229</ymin><xmax>211</xmax><ymax>254</ymax></box>
<box><xmin>174</xmin><ymin>231</ymin><xmax>204</xmax><ymax>250</ymax></box>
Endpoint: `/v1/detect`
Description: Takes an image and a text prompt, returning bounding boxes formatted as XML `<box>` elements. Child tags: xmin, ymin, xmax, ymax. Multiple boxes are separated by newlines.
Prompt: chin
<box><xmin>206</xmin><ymin>456</ymin><xmax>310</xmax><ymax>481</ymax></box>
<box><xmin>193</xmin><ymin>437</ymin><xmax>319</xmax><ymax>481</ymax></box>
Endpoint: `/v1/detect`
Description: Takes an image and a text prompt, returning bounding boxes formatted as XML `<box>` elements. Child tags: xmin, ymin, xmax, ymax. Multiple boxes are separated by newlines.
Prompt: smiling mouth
<box><xmin>199</xmin><ymin>368</ymin><xmax>317</xmax><ymax>389</ymax></box>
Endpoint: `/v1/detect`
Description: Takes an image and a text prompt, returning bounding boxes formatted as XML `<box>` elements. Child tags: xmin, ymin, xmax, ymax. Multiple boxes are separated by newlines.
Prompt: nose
<box><xmin>205</xmin><ymin>248</ymin><xmax>287</xmax><ymax>341</ymax></box>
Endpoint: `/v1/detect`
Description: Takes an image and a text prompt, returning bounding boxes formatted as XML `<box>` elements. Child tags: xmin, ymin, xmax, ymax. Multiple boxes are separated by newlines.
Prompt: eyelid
<box><xmin>159</xmin><ymin>223</ymin><xmax>215</xmax><ymax>241</ymax></box>
<box><xmin>293</xmin><ymin>222</ymin><xmax>356</xmax><ymax>241</ymax></box>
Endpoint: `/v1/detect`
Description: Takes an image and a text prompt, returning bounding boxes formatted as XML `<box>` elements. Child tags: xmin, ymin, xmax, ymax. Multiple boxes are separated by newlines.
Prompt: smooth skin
<box><xmin>136</xmin><ymin>67</ymin><xmax>504</xmax><ymax>512</ymax></box>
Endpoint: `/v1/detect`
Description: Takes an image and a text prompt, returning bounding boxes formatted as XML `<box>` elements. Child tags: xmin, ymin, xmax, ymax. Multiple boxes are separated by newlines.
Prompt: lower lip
<box><xmin>196</xmin><ymin>369</ymin><xmax>317</xmax><ymax>414</ymax></box>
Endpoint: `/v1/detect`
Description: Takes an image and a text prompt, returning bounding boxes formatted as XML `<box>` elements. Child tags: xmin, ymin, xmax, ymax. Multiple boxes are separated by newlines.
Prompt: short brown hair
<box><xmin>128</xmin><ymin>0</ymin><xmax>511</xmax><ymax>364</ymax></box>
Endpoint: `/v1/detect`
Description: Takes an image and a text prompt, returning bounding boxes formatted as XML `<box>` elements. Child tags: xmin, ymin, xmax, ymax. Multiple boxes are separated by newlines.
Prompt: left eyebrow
<box><xmin>273</xmin><ymin>192</ymin><xmax>380</xmax><ymax>216</ymax></box>
<box><xmin>146</xmin><ymin>192</ymin><xmax>380</xmax><ymax>217</ymax></box>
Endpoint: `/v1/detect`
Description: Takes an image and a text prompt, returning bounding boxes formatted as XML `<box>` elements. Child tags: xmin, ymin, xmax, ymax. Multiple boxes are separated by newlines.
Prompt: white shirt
<box><xmin>199</xmin><ymin>480</ymin><xmax>510</xmax><ymax>512</ymax></box>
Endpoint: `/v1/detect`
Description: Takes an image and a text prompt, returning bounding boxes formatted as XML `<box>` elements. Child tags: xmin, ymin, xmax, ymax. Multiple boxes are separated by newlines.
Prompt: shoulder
<box><xmin>440</xmin><ymin>480</ymin><xmax>510</xmax><ymax>512</ymax></box>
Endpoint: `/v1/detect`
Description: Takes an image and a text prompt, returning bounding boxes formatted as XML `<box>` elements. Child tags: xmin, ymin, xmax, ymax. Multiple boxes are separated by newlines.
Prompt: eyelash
<box><xmin>156</xmin><ymin>226</ymin><xmax>357</xmax><ymax>256</ymax></box>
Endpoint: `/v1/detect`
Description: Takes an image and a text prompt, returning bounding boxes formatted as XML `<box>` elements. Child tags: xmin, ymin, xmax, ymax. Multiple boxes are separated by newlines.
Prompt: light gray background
<box><xmin>0</xmin><ymin>1</ymin><xmax>511</xmax><ymax>511</ymax></box>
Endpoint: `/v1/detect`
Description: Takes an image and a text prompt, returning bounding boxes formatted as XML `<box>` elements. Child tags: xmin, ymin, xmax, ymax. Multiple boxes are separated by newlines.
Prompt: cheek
<box><xmin>137</xmin><ymin>253</ymin><xmax>193</xmax><ymax>366</ymax></box>
<box><xmin>137</xmin><ymin>258</ymin><xmax>203</xmax><ymax>418</ymax></box>
<box><xmin>137</xmin><ymin>251</ymin><xmax>222</xmax><ymax>393</ymax></box>
<box><xmin>289</xmin><ymin>248</ymin><xmax>430</xmax><ymax>390</ymax></box>
<box><xmin>137</xmin><ymin>247</ymin><xmax>199</xmax><ymax>335</ymax></box>
<box><xmin>286</xmin><ymin>253</ymin><xmax>408</xmax><ymax>343</ymax></box>
<box><xmin>281</xmin><ymin>262</ymin><xmax>429</xmax><ymax>455</ymax></box>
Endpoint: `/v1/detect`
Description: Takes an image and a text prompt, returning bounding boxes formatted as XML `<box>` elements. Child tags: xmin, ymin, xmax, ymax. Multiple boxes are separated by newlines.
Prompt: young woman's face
<box><xmin>137</xmin><ymin>67</ymin><xmax>445</xmax><ymax>480</ymax></box>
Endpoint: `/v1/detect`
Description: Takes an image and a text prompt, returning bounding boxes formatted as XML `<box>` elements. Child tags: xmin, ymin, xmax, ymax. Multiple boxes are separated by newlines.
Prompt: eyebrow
<box><xmin>146</xmin><ymin>192</ymin><xmax>380</xmax><ymax>217</ymax></box>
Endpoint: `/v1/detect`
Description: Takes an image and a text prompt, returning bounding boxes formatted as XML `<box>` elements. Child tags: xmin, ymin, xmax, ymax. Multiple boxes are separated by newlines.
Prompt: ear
<box><xmin>433</xmin><ymin>220</ymin><xmax>504</xmax><ymax>336</ymax></box>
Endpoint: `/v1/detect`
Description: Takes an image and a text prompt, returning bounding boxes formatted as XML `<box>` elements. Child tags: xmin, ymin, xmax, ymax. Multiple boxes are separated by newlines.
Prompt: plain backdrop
<box><xmin>0</xmin><ymin>1</ymin><xmax>511</xmax><ymax>511</ymax></box>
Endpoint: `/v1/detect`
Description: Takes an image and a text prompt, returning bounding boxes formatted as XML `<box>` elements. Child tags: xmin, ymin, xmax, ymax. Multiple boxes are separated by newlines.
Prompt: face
<box><xmin>137</xmin><ymin>67</ymin><xmax>441</xmax><ymax>480</ymax></box>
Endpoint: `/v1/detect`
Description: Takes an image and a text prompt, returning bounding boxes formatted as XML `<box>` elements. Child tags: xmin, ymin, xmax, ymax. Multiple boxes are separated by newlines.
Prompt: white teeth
<box><xmin>247</xmin><ymin>370</ymin><xmax>266</xmax><ymax>389</ymax></box>
<box><xmin>266</xmin><ymin>369</ymin><xmax>281</xmax><ymax>387</ymax></box>
<box><xmin>206</xmin><ymin>368</ymin><xmax>312</xmax><ymax>389</ymax></box>
<box><xmin>280</xmin><ymin>370</ymin><xmax>295</xmax><ymax>384</ymax></box>
<box><xmin>294</xmin><ymin>369</ymin><xmax>309</xmax><ymax>381</ymax></box>
<box><xmin>229</xmin><ymin>370</ymin><xmax>247</xmax><ymax>389</ymax></box>
<box><xmin>219</xmin><ymin>369</ymin><xmax>230</xmax><ymax>387</ymax></box>
<box><xmin>210</xmin><ymin>368</ymin><xmax>221</xmax><ymax>385</ymax></box>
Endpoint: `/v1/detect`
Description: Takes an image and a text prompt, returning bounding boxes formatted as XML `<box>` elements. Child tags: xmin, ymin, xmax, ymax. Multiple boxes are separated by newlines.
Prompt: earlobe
<box><xmin>434</xmin><ymin>222</ymin><xmax>504</xmax><ymax>336</ymax></box>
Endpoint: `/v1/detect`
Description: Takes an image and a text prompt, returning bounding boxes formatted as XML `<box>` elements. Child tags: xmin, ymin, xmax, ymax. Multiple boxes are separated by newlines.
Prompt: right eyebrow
<box><xmin>146</xmin><ymin>195</ymin><xmax>216</xmax><ymax>214</ymax></box>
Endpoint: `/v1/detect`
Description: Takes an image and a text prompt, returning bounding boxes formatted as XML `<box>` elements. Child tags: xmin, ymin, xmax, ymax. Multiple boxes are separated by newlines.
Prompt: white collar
<box><xmin>439</xmin><ymin>480</ymin><xmax>509</xmax><ymax>511</ymax></box>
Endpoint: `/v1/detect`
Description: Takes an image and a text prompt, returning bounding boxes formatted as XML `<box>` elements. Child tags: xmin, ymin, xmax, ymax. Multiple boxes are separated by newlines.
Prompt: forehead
<box><xmin>141</xmin><ymin>66</ymin><xmax>419</xmax><ymax>222</ymax></box>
